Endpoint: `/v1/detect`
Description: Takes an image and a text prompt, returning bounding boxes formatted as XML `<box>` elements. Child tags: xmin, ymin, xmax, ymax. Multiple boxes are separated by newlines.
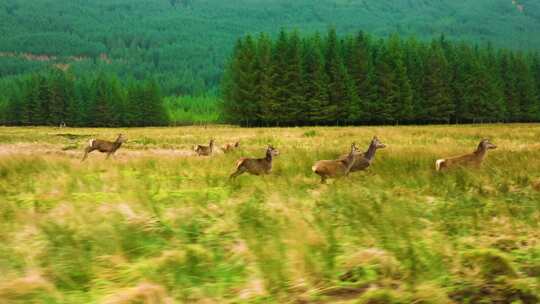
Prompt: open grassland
<box><xmin>0</xmin><ymin>124</ymin><xmax>539</xmax><ymax>304</ymax></box>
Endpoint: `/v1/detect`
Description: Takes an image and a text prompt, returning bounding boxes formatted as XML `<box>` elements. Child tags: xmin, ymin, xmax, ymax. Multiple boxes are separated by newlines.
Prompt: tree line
<box><xmin>2</xmin><ymin>0</ymin><xmax>540</xmax><ymax>95</ymax></box>
<box><xmin>222</xmin><ymin>29</ymin><xmax>540</xmax><ymax>126</ymax></box>
<box><xmin>0</xmin><ymin>70</ymin><xmax>168</xmax><ymax>127</ymax></box>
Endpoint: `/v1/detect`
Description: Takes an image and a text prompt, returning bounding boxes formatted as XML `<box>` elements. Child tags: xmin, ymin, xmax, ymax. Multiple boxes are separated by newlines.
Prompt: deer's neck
<box><xmin>114</xmin><ymin>141</ymin><xmax>123</xmax><ymax>150</ymax></box>
<box><xmin>265</xmin><ymin>151</ymin><xmax>273</xmax><ymax>163</ymax></box>
<box><xmin>364</xmin><ymin>144</ymin><xmax>378</xmax><ymax>161</ymax></box>
<box><xmin>344</xmin><ymin>152</ymin><xmax>356</xmax><ymax>173</ymax></box>
<box><xmin>474</xmin><ymin>147</ymin><xmax>487</xmax><ymax>159</ymax></box>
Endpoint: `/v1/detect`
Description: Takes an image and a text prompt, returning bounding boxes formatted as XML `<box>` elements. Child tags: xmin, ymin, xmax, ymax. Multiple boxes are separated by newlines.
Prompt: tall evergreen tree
<box><xmin>284</xmin><ymin>31</ymin><xmax>305</xmax><ymax>125</ymax></box>
<box><xmin>386</xmin><ymin>34</ymin><xmax>413</xmax><ymax>123</ymax></box>
<box><xmin>324</xmin><ymin>28</ymin><xmax>354</xmax><ymax>124</ymax></box>
<box><xmin>254</xmin><ymin>33</ymin><xmax>274</xmax><ymax>125</ymax></box>
<box><xmin>271</xmin><ymin>30</ymin><xmax>292</xmax><ymax>126</ymax></box>
<box><xmin>302</xmin><ymin>34</ymin><xmax>330</xmax><ymax>125</ymax></box>
<box><xmin>370</xmin><ymin>44</ymin><xmax>397</xmax><ymax>123</ymax></box>
<box><xmin>344</xmin><ymin>31</ymin><xmax>370</xmax><ymax>123</ymax></box>
<box><xmin>420</xmin><ymin>42</ymin><xmax>453</xmax><ymax>123</ymax></box>
<box><xmin>513</xmin><ymin>53</ymin><xmax>539</xmax><ymax>121</ymax></box>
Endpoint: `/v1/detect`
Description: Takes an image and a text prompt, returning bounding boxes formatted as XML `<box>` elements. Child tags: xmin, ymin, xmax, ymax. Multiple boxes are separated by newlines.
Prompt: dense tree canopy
<box><xmin>223</xmin><ymin>30</ymin><xmax>540</xmax><ymax>126</ymax></box>
<box><xmin>1</xmin><ymin>0</ymin><xmax>540</xmax><ymax>95</ymax></box>
<box><xmin>0</xmin><ymin>70</ymin><xmax>168</xmax><ymax>127</ymax></box>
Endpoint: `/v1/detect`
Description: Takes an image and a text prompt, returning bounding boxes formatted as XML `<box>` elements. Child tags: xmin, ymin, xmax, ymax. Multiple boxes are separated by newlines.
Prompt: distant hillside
<box><xmin>1</xmin><ymin>0</ymin><xmax>539</xmax><ymax>94</ymax></box>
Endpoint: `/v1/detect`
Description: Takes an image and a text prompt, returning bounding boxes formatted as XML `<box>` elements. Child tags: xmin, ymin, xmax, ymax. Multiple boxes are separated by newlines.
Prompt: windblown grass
<box><xmin>0</xmin><ymin>124</ymin><xmax>538</xmax><ymax>303</ymax></box>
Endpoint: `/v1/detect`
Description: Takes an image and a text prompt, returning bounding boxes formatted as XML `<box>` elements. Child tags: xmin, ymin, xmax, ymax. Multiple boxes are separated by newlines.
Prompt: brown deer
<box><xmin>194</xmin><ymin>139</ymin><xmax>214</xmax><ymax>156</ymax></box>
<box><xmin>312</xmin><ymin>143</ymin><xmax>360</xmax><ymax>184</ymax></box>
<box><xmin>230</xmin><ymin>146</ymin><xmax>279</xmax><ymax>179</ymax></box>
<box><xmin>341</xmin><ymin>136</ymin><xmax>386</xmax><ymax>172</ymax></box>
<box><xmin>435</xmin><ymin>139</ymin><xmax>497</xmax><ymax>171</ymax></box>
<box><xmin>82</xmin><ymin>134</ymin><xmax>126</xmax><ymax>161</ymax></box>
<box><xmin>221</xmin><ymin>141</ymin><xmax>240</xmax><ymax>153</ymax></box>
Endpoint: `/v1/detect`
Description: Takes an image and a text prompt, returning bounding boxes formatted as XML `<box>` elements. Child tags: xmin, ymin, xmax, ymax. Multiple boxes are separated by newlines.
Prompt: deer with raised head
<box><xmin>221</xmin><ymin>141</ymin><xmax>240</xmax><ymax>153</ymax></box>
<box><xmin>312</xmin><ymin>143</ymin><xmax>360</xmax><ymax>184</ymax></box>
<box><xmin>230</xmin><ymin>145</ymin><xmax>279</xmax><ymax>179</ymax></box>
<box><xmin>435</xmin><ymin>139</ymin><xmax>497</xmax><ymax>171</ymax></box>
<box><xmin>82</xmin><ymin>134</ymin><xmax>126</xmax><ymax>161</ymax></box>
<box><xmin>194</xmin><ymin>139</ymin><xmax>214</xmax><ymax>156</ymax></box>
<box><xmin>341</xmin><ymin>136</ymin><xmax>386</xmax><ymax>172</ymax></box>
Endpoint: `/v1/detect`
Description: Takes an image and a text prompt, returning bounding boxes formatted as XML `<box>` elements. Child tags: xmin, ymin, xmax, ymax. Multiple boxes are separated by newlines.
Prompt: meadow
<box><xmin>0</xmin><ymin>124</ymin><xmax>539</xmax><ymax>303</ymax></box>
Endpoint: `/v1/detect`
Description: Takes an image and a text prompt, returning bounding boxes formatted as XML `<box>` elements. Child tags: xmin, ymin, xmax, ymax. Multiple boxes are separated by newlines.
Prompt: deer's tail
<box><xmin>435</xmin><ymin>159</ymin><xmax>445</xmax><ymax>171</ymax></box>
<box><xmin>236</xmin><ymin>158</ymin><xmax>247</xmax><ymax>169</ymax></box>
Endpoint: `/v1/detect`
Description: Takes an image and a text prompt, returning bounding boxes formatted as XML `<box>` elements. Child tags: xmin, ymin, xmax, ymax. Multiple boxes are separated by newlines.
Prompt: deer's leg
<box><xmin>106</xmin><ymin>152</ymin><xmax>112</xmax><ymax>159</ymax></box>
<box><xmin>320</xmin><ymin>176</ymin><xmax>327</xmax><ymax>184</ymax></box>
<box><xmin>82</xmin><ymin>147</ymin><xmax>94</xmax><ymax>161</ymax></box>
<box><xmin>230</xmin><ymin>167</ymin><xmax>246</xmax><ymax>179</ymax></box>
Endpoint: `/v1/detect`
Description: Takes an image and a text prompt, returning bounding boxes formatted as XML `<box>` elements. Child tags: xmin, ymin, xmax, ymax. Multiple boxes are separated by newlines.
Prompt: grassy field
<box><xmin>0</xmin><ymin>124</ymin><xmax>539</xmax><ymax>304</ymax></box>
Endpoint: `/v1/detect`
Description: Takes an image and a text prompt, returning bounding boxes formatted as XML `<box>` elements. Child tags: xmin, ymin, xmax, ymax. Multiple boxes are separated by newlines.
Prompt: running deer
<box><xmin>221</xmin><ymin>141</ymin><xmax>240</xmax><ymax>153</ymax></box>
<box><xmin>82</xmin><ymin>134</ymin><xmax>126</xmax><ymax>161</ymax></box>
<box><xmin>340</xmin><ymin>136</ymin><xmax>386</xmax><ymax>172</ymax></box>
<box><xmin>312</xmin><ymin>143</ymin><xmax>360</xmax><ymax>184</ymax></box>
<box><xmin>435</xmin><ymin>139</ymin><xmax>497</xmax><ymax>171</ymax></box>
<box><xmin>230</xmin><ymin>145</ymin><xmax>279</xmax><ymax>179</ymax></box>
<box><xmin>194</xmin><ymin>139</ymin><xmax>215</xmax><ymax>156</ymax></box>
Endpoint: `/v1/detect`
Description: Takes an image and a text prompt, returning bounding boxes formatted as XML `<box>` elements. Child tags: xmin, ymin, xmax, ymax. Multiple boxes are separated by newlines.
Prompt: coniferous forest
<box><xmin>0</xmin><ymin>71</ymin><xmax>168</xmax><ymax>127</ymax></box>
<box><xmin>223</xmin><ymin>30</ymin><xmax>540</xmax><ymax>126</ymax></box>
<box><xmin>2</xmin><ymin>29</ymin><xmax>540</xmax><ymax>126</ymax></box>
<box><xmin>1</xmin><ymin>0</ymin><xmax>540</xmax><ymax>126</ymax></box>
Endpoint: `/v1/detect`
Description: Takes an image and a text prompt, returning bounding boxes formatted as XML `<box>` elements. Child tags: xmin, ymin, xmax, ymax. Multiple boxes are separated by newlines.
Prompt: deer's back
<box><xmin>196</xmin><ymin>145</ymin><xmax>212</xmax><ymax>156</ymax></box>
<box><xmin>222</xmin><ymin>143</ymin><xmax>239</xmax><ymax>153</ymax></box>
<box><xmin>91</xmin><ymin>139</ymin><xmax>117</xmax><ymax>152</ymax></box>
<box><xmin>313</xmin><ymin>159</ymin><xmax>348</xmax><ymax>177</ymax></box>
<box><xmin>446</xmin><ymin>153</ymin><xmax>484</xmax><ymax>167</ymax></box>
<box><xmin>239</xmin><ymin>157</ymin><xmax>272</xmax><ymax>175</ymax></box>
<box><xmin>340</xmin><ymin>153</ymin><xmax>370</xmax><ymax>172</ymax></box>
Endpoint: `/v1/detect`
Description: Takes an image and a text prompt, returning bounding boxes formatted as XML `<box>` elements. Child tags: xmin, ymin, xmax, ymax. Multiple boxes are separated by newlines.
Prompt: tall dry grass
<box><xmin>0</xmin><ymin>124</ymin><xmax>538</xmax><ymax>303</ymax></box>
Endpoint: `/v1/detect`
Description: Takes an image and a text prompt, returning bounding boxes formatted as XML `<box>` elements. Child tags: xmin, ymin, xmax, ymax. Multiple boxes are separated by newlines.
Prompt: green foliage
<box><xmin>0</xmin><ymin>70</ymin><xmax>168</xmax><ymax>126</ymax></box>
<box><xmin>223</xmin><ymin>30</ymin><xmax>540</xmax><ymax>126</ymax></box>
<box><xmin>165</xmin><ymin>95</ymin><xmax>223</xmax><ymax>125</ymax></box>
<box><xmin>1</xmin><ymin>0</ymin><xmax>540</xmax><ymax>94</ymax></box>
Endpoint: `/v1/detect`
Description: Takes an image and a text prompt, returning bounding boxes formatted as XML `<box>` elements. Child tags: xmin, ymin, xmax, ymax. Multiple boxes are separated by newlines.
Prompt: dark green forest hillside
<box><xmin>1</xmin><ymin>0</ymin><xmax>540</xmax><ymax>95</ymax></box>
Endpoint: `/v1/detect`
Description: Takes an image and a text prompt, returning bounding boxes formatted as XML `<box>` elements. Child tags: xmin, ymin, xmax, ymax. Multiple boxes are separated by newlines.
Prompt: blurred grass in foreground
<box><xmin>0</xmin><ymin>124</ymin><xmax>539</xmax><ymax>303</ymax></box>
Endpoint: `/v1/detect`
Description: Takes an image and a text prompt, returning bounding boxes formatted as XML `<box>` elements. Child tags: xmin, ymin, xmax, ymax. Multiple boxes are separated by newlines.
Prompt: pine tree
<box><xmin>126</xmin><ymin>81</ymin><xmax>144</xmax><ymax>126</ymax></box>
<box><xmin>143</xmin><ymin>78</ymin><xmax>168</xmax><ymax>126</ymax></box>
<box><xmin>302</xmin><ymin>34</ymin><xmax>330</xmax><ymax>125</ymax></box>
<box><xmin>325</xmin><ymin>28</ymin><xmax>353</xmax><ymax>124</ymax></box>
<box><xmin>344</xmin><ymin>31</ymin><xmax>370</xmax><ymax>123</ymax></box>
<box><xmin>420</xmin><ymin>42</ymin><xmax>453</xmax><ymax>123</ymax></box>
<box><xmin>284</xmin><ymin>31</ymin><xmax>305</xmax><ymax>125</ymax></box>
<box><xmin>403</xmin><ymin>38</ymin><xmax>426</xmax><ymax>122</ymax></box>
<box><xmin>513</xmin><ymin>53</ymin><xmax>539</xmax><ymax>121</ymax></box>
<box><xmin>271</xmin><ymin>30</ymin><xmax>291</xmax><ymax>126</ymax></box>
<box><xmin>109</xmin><ymin>76</ymin><xmax>126</xmax><ymax>126</ymax></box>
<box><xmin>500</xmin><ymin>52</ymin><xmax>520</xmax><ymax>122</ymax></box>
<box><xmin>254</xmin><ymin>33</ymin><xmax>274</xmax><ymax>125</ymax></box>
<box><xmin>90</xmin><ymin>73</ymin><xmax>113</xmax><ymax>127</ymax></box>
<box><xmin>386</xmin><ymin>34</ymin><xmax>413</xmax><ymax>124</ymax></box>
<box><xmin>370</xmin><ymin>44</ymin><xmax>397</xmax><ymax>123</ymax></box>
<box><xmin>48</xmin><ymin>70</ymin><xmax>68</xmax><ymax>125</ymax></box>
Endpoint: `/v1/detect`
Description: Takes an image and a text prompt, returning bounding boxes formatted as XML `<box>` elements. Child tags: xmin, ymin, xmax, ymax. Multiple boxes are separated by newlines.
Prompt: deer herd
<box><xmin>81</xmin><ymin>134</ymin><xmax>498</xmax><ymax>183</ymax></box>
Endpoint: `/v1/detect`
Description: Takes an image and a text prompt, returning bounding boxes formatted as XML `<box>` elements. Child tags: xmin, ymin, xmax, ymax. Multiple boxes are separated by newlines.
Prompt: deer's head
<box><xmin>478</xmin><ymin>139</ymin><xmax>497</xmax><ymax>150</ymax></box>
<box><xmin>350</xmin><ymin>142</ymin><xmax>360</xmax><ymax>154</ymax></box>
<box><xmin>117</xmin><ymin>134</ymin><xmax>127</xmax><ymax>143</ymax></box>
<box><xmin>372</xmin><ymin>136</ymin><xmax>386</xmax><ymax>149</ymax></box>
<box><xmin>267</xmin><ymin>145</ymin><xmax>280</xmax><ymax>157</ymax></box>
